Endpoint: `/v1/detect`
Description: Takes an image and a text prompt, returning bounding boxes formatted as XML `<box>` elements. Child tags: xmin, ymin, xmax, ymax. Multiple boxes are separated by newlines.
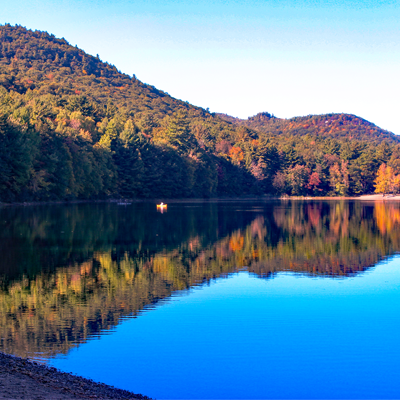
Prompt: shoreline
<box><xmin>0</xmin><ymin>351</ymin><xmax>151</xmax><ymax>399</ymax></box>
<box><xmin>1</xmin><ymin>193</ymin><xmax>400</xmax><ymax>208</ymax></box>
<box><xmin>282</xmin><ymin>194</ymin><xmax>400</xmax><ymax>201</ymax></box>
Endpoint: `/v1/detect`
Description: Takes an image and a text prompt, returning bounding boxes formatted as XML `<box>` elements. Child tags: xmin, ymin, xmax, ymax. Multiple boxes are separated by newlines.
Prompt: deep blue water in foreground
<box><xmin>49</xmin><ymin>259</ymin><xmax>400</xmax><ymax>399</ymax></box>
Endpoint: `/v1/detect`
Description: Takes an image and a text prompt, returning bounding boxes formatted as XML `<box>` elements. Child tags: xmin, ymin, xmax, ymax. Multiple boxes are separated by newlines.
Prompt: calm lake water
<box><xmin>1</xmin><ymin>200</ymin><xmax>400</xmax><ymax>399</ymax></box>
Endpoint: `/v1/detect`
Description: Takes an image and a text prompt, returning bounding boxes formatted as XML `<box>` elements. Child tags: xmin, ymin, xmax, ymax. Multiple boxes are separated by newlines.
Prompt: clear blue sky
<box><xmin>3</xmin><ymin>0</ymin><xmax>400</xmax><ymax>133</ymax></box>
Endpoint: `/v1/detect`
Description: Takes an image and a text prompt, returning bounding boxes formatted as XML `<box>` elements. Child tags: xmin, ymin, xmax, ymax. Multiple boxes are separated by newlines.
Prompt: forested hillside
<box><xmin>0</xmin><ymin>24</ymin><xmax>399</xmax><ymax>202</ymax></box>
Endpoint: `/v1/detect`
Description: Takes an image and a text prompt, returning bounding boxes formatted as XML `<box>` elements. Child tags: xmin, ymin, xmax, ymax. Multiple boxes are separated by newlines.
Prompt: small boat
<box><xmin>156</xmin><ymin>202</ymin><xmax>167</xmax><ymax>209</ymax></box>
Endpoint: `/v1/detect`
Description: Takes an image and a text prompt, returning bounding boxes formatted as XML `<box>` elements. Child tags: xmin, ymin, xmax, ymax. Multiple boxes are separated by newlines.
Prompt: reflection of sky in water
<box><xmin>49</xmin><ymin>257</ymin><xmax>400</xmax><ymax>400</ymax></box>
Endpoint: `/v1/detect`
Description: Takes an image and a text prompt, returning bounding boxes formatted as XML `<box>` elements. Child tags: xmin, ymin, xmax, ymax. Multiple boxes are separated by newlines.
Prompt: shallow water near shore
<box><xmin>1</xmin><ymin>200</ymin><xmax>400</xmax><ymax>399</ymax></box>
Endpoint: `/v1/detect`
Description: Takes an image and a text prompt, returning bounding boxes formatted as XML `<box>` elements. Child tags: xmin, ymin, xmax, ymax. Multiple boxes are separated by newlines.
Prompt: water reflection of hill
<box><xmin>1</xmin><ymin>201</ymin><xmax>400</xmax><ymax>360</ymax></box>
<box><xmin>0</xmin><ymin>202</ymin><xmax>255</xmax><ymax>282</ymax></box>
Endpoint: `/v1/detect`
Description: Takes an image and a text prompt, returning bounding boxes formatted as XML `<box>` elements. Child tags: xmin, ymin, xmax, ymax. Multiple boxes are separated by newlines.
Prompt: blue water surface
<box><xmin>48</xmin><ymin>257</ymin><xmax>400</xmax><ymax>399</ymax></box>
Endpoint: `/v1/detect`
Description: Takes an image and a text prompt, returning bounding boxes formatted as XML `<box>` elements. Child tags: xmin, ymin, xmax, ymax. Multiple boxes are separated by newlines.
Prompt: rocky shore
<box><xmin>0</xmin><ymin>352</ymin><xmax>151</xmax><ymax>400</ymax></box>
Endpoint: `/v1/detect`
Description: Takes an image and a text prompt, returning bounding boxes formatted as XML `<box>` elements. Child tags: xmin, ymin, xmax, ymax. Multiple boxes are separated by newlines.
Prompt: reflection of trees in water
<box><xmin>214</xmin><ymin>202</ymin><xmax>394</xmax><ymax>278</ymax></box>
<box><xmin>374</xmin><ymin>202</ymin><xmax>400</xmax><ymax>235</ymax></box>
<box><xmin>1</xmin><ymin>201</ymin><xmax>400</xmax><ymax>360</ymax></box>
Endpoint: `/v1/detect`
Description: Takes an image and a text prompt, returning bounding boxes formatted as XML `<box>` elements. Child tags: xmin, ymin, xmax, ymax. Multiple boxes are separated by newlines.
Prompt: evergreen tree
<box><xmin>116</xmin><ymin>120</ymin><xmax>145</xmax><ymax>197</ymax></box>
<box><xmin>0</xmin><ymin>114</ymin><xmax>34</xmax><ymax>201</ymax></box>
<box><xmin>165</xmin><ymin>111</ymin><xmax>197</xmax><ymax>155</ymax></box>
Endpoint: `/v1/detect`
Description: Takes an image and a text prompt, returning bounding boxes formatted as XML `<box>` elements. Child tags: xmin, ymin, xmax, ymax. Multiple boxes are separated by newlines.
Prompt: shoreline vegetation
<box><xmin>0</xmin><ymin>351</ymin><xmax>150</xmax><ymax>399</ymax></box>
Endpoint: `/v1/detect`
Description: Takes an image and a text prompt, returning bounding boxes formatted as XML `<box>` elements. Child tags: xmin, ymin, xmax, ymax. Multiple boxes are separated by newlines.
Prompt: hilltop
<box><xmin>217</xmin><ymin>112</ymin><xmax>397</xmax><ymax>143</ymax></box>
<box><xmin>0</xmin><ymin>24</ymin><xmax>201</xmax><ymax>118</ymax></box>
<box><xmin>1</xmin><ymin>23</ymin><xmax>400</xmax><ymax>201</ymax></box>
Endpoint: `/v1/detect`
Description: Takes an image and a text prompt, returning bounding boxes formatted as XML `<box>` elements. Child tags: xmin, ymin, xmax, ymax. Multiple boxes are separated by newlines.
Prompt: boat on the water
<box><xmin>156</xmin><ymin>202</ymin><xmax>167</xmax><ymax>210</ymax></box>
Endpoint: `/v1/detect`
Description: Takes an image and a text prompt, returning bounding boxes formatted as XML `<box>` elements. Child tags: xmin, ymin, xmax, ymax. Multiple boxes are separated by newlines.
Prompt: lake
<box><xmin>1</xmin><ymin>200</ymin><xmax>400</xmax><ymax>399</ymax></box>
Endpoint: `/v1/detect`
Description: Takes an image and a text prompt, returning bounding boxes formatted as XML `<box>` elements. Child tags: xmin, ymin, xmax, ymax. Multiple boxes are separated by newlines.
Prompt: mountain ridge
<box><xmin>1</xmin><ymin>24</ymin><xmax>395</xmax><ymax>141</ymax></box>
<box><xmin>216</xmin><ymin>112</ymin><xmax>397</xmax><ymax>142</ymax></box>
<box><xmin>0</xmin><ymin>23</ymin><xmax>210</xmax><ymax>120</ymax></box>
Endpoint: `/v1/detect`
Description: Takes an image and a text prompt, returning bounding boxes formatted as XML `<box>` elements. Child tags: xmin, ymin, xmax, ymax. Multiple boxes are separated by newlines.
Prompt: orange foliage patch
<box><xmin>229</xmin><ymin>234</ymin><xmax>244</xmax><ymax>252</ymax></box>
<box><xmin>229</xmin><ymin>146</ymin><xmax>244</xmax><ymax>163</ymax></box>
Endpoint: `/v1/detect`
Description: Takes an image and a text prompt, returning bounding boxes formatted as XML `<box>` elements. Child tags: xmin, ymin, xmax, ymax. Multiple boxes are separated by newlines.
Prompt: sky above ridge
<box><xmin>3</xmin><ymin>0</ymin><xmax>400</xmax><ymax>134</ymax></box>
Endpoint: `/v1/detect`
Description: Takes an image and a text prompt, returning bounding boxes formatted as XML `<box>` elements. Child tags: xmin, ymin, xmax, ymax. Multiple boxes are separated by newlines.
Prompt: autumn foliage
<box><xmin>374</xmin><ymin>163</ymin><xmax>400</xmax><ymax>195</ymax></box>
<box><xmin>1</xmin><ymin>24</ymin><xmax>400</xmax><ymax>202</ymax></box>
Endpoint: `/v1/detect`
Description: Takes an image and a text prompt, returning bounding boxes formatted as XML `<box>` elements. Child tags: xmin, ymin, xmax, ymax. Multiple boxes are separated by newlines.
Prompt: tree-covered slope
<box><xmin>1</xmin><ymin>24</ymin><xmax>400</xmax><ymax>201</ymax></box>
<box><xmin>0</xmin><ymin>25</ymin><xmax>256</xmax><ymax>201</ymax></box>
<box><xmin>0</xmin><ymin>24</ymin><xmax>202</xmax><ymax>118</ymax></box>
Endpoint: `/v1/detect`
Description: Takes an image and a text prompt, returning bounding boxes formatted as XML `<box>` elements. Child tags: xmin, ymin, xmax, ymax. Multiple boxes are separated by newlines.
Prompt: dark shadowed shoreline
<box><xmin>0</xmin><ymin>351</ymin><xmax>151</xmax><ymax>399</ymax></box>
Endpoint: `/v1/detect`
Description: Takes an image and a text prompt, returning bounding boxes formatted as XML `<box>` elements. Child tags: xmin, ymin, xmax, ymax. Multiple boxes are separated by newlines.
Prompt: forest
<box><xmin>1</xmin><ymin>24</ymin><xmax>400</xmax><ymax>202</ymax></box>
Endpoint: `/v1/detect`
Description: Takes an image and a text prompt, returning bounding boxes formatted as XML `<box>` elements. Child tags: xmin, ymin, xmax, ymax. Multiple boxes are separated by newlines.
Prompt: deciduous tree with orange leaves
<box><xmin>374</xmin><ymin>163</ymin><xmax>400</xmax><ymax>195</ymax></box>
<box><xmin>375</xmin><ymin>163</ymin><xmax>390</xmax><ymax>194</ymax></box>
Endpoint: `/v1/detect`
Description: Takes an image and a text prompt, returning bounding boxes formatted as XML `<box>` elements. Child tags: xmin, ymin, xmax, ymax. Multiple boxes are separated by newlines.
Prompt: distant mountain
<box><xmin>217</xmin><ymin>112</ymin><xmax>398</xmax><ymax>143</ymax></box>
